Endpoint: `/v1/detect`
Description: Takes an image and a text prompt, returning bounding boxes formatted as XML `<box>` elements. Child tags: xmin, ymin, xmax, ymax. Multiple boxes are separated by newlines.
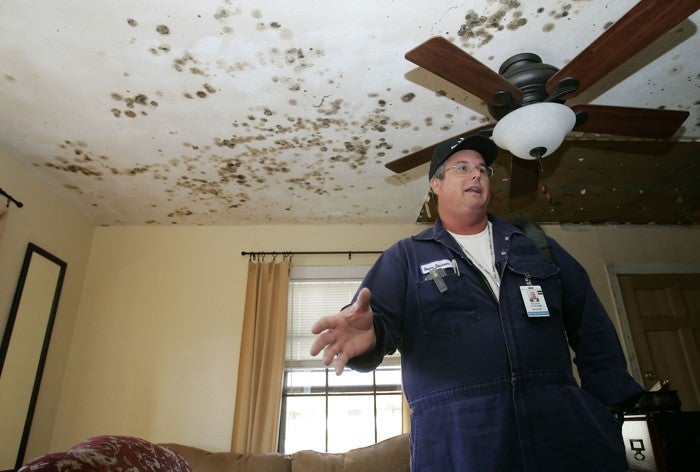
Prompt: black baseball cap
<box><xmin>429</xmin><ymin>134</ymin><xmax>499</xmax><ymax>179</ymax></box>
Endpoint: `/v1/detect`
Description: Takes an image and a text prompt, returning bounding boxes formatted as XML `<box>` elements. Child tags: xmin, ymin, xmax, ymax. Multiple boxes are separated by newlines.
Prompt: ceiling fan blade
<box><xmin>571</xmin><ymin>104</ymin><xmax>689</xmax><ymax>139</ymax></box>
<box><xmin>385</xmin><ymin>124</ymin><xmax>493</xmax><ymax>173</ymax></box>
<box><xmin>406</xmin><ymin>36</ymin><xmax>522</xmax><ymax>107</ymax></box>
<box><xmin>509</xmin><ymin>156</ymin><xmax>540</xmax><ymax>199</ymax></box>
<box><xmin>385</xmin><ymin>145</ymin><xmax>434</xmax><ymax>174</ymax></box>
<box><xmin>546</xmin><ymin>0</ymin><xmax>699</xmax><ymax>99</ymax></box>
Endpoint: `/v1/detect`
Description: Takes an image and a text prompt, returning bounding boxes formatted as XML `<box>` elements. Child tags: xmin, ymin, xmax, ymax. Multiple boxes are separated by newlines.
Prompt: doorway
<box><xmin>609</xmin><ymin>263</ymin><xmax>700</xmax><ymax>411</ymax></box>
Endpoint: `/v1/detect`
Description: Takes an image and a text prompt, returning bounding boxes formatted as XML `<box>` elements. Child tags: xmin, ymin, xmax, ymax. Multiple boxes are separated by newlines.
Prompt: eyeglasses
<box><xmin>444</xmin><ymin>162</ymin><xmax>494</xmax><ymax>178</ymax></box>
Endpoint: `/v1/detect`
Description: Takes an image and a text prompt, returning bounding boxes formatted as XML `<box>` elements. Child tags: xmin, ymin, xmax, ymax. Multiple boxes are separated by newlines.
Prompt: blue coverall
<box><xmin>348</xmin><ymin>215</ymin><xmax>643</xmax><ymax>471</ymax></box>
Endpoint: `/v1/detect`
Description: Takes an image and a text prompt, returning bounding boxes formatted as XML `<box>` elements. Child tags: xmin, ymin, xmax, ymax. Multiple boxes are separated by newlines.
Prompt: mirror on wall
<box><xmin>0</xmin><ymin>243</ymin><xmax>66</xmax><ymax>472</ymax></box>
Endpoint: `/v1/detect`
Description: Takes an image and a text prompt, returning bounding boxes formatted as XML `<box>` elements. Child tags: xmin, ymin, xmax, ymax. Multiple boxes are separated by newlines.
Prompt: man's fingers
<box><xmin>309</xmin><ymin>329</ymin><xmax>336</xmax><ymax>356</ymax></box>
<box><xmin>319</xmin><ymin>345</ymin><xmax>348</xmax><ymax>374</ymax></box>
<box><xmin>335</xmin><ymin>352</ymin><xmax>349</xmax><ymax>375</ymax></box>
<box><xmin>309</xmin><ymin>292</ymin><xmax>373</xmax><ymax>372</ymax></box>
<box><xmin>311</xmin><ymin>314</ymin><xmax>338</xmax><ymax>335</ymax></box>
<box><xmin>355</xmin><ymin>287</ymin><xmax>372</xmax><ymax>312</ymax></box>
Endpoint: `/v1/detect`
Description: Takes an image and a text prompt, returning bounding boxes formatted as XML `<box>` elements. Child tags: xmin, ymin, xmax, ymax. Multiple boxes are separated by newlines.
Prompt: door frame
<box><xmin>606</xmin><ymin>262</ymin><xmax>700</xmax><ymax>386</ymax></box>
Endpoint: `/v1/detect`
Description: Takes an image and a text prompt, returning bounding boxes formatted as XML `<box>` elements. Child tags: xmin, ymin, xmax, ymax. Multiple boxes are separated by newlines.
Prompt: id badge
<box><xmin>520</xmin><ymin>285</ymin><xmax>550</xmax><ymax>317</ymax></box>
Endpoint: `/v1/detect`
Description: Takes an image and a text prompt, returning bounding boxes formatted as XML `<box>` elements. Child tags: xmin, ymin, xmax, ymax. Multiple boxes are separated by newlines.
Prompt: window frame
<box><xmin>278</xmin><ymin>265</ymin><xmax>403</xmax><ymax>454</ymax></box>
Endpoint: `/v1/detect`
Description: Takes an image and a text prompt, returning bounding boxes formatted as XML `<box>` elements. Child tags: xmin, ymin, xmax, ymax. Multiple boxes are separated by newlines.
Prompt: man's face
<box><xmin>429</xmin><ymin>149</ymin><xmax>491</xmax><ymax>216</ymax></box>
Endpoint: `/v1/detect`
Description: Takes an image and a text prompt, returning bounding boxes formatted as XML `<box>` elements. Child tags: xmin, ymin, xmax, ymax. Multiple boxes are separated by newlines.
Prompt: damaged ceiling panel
<box><xmin>0</xmin><ymin>0</ymin><xmax>698</xmax><ymax>225</ymax></box>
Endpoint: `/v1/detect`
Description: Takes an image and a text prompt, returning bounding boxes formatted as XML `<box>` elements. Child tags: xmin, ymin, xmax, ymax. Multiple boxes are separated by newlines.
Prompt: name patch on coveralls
<box><xmin>420</xmin><ymin>259</ymin><xmax>454</xmax><ymax>274</ymax></box>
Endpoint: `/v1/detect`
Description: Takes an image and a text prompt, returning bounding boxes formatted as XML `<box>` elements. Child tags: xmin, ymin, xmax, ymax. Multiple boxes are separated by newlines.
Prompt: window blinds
<box><xmin>286</xmin><ymin>279</ymin><xmax>361</xmax><ymax>363</ymax></box>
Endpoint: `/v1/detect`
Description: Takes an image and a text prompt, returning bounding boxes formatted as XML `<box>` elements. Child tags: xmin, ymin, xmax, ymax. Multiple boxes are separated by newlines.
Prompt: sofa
<box><xmin>19</xmin><ymin>433</ymin><xmax>410</xmax><ymax>472</ymax></box>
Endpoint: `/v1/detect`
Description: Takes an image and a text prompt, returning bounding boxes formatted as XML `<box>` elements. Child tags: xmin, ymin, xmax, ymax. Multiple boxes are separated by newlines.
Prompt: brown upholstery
<box><xmin>162</xmin><ymin>434</ymin><xmax>409</xmax><ymax>472</ymax></box>
<box><xmin>162</xmin><ymin>444</ymin><xmax>291</xmax><ymax>472</ymax></box>
<box><xmin>290</xmin><ymin>434</ymin><xmax>410</xmax><ymax>472</ymax></box>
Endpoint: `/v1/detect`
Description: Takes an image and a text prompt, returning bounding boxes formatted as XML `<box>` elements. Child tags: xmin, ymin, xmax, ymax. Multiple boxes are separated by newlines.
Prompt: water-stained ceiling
<box><xmin>1</xmin><ymin>0</ymin><xmax>698</xmax><ymax>226</ymax></box>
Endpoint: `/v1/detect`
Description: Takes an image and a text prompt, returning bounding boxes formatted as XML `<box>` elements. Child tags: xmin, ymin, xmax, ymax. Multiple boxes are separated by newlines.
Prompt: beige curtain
<box><xmin>402</xmin><ymin>394</ymin><xmax>411</xmax><ymax>433</ymax></box>
<box><xmin>231</xmin><ymin>256</ymin><xmax>290</xmax><ymax>453</ymax></box>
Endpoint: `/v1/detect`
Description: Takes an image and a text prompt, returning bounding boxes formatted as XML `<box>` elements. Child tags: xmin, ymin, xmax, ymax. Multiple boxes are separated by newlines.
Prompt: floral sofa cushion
<box><xmin>19</xmin><ymin>435</ymin><xmax>192</xmax><ymax>472</ymax></box>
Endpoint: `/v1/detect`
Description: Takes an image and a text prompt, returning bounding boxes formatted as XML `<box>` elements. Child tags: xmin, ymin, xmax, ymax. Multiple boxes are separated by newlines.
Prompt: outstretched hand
<box><xmin>309</xmin><ymin>287</ymin><xmax>376</xmax><ymax>375</ymax></box>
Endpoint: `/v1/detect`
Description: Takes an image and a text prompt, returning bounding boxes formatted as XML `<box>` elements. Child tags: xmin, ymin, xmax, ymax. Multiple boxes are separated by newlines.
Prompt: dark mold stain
<box><xmin>267</xmin><ymin>47</ymin><xmax>324</xmax><ymax>73</ymax></box>
<box><xmin>549</xmin><ymin>4</ymin><xmax>572</xmax><ymax>20</ymax></box>
<box><xmin>173</xmin><ymin>52</ymin><xmax>208</xmax><ymax>76</ymax></box>
<box><xmin>109</xmin><ymin>92</ymin><xmax>158</xmax><ymax>118</ymax></box>
<box><xmin>506</xmin><ymin>11</ymin><xmax>527</xmax><ymax>31</ymax></box>
<box><xmin>214</xmin><ymin>8</ymin><xmax>231</xmax><ymax>20</ymax></box>
<box><xmin>127</xmin><ymin>18</ymin><xmax>137</xmax><ymax>27</ymax></box>
<box><xmin>46</xmin><ymin>161</ymin><xmax>103</xmax><ymax>178</ymax></box>
<box><xmin>457</xmin><ymin>1</ymin><xmax>524</xmax><ymax>47</ymax></box>
<box><xmin>458</xmin><ymin>10</ymin><xmax>499</xmax><ymax>47</ymax></box>
<box><xmin>149</xmin><ymin>44</ymin><xmax>171</xmax><ymax>55</ymax></box>
<box><xmin>156</xmin><ymin>24</ymin><xmax>170</xmax><ymax>35</ymax></box>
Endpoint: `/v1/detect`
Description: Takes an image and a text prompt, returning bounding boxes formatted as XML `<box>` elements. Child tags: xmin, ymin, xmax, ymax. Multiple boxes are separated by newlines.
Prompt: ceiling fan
<box><xmin>386</xmin><ymin>0</ymin><xmax>697</xmax><ymax>200</ymax></box>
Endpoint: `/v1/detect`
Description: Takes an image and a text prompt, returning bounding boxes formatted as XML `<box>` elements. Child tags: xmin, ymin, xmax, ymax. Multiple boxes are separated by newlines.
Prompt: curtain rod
<box><xmin>0</xmin><ymin>187</ymin><xmax>23</xmax><ymax>208</ymax></box>
<box><xmin>241</xmin><ymin>250</ymin><xmax>383</xmax><ymax>260</ymax></box>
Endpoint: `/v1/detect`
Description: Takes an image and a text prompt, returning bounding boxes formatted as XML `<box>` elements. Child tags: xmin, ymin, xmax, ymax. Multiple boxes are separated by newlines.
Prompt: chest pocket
<box><xmin>507</xmin><ymin>256</ymin><xmax>562</xmax><ymax>317</ymax></box>
<box><xmin>416</xmin><ymin>272</ymin><xmax>480</xmax><ymax>337</ymax></box>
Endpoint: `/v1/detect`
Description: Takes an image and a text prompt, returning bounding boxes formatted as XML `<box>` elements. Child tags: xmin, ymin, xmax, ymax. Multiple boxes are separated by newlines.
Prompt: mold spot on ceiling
<box><xmin>173</xmin><ymin>52</ymin><xmax>207</xmax><ymax>75</ymax></box>
<box><xmin>458</xmin><ymin>10</ymin><xmax>498</xmax><ymax>47</ymax></box>
<box><xmin>45</xmin><ymin>160</ymin><xmax>103</xmax><ymax>178</ymax></box>
<box><xmin>506</xmin><ymin>11</ymin><xmax>527</xmax><ymax>31</ymax></box>
<box><xmin>110</xmin><ymin>92</ymin><xmax>158</xmax><ymax>118</ymax></box>
<box><xmin>457</xmin><ymin>1</ymin><xmax>524</xmax><ymax>48</ymax></box>
<box><xmin>549</xmin><ymin>4</ymin><xmax>572</xmax><ymax>20</ymax></box>
<box><xmin>149</xmin><ymin>44</ymin><xmax>171</xmax><ymax>55</ymax></box>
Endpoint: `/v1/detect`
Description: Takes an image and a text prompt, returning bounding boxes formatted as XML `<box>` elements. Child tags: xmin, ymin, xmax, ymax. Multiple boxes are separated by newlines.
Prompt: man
<box><xmin>310</xmin><ymin>135</ymin><xmax>643</xmax><ymax>471</ymax></box>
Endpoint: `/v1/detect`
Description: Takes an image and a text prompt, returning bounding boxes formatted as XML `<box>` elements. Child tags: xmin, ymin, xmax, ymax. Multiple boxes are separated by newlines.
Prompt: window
<box><xmin>279</xmin><ymin>266</ymin><xmax>403</xmax><ymax>454</ymax></box>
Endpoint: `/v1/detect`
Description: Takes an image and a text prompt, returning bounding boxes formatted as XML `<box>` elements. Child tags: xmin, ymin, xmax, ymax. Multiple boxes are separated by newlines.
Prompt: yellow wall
<box><xmin>3</xmin><ymin>148</ymin><xmax>700</xmax><ymax>456</ymax></box>
<box><xmin>51</xmin><ymin>222</ymin><xmax>700</xmax><ymax>453</ymax></box>
<box><xmin>0</xmin><ymin>149</ymin><xmax>94</xmax><ymax>462</ymax></box>
<box><xmin>50</xmin><ymin>224</ymin><xmax>419</xmax><ymax>452</ymax></box>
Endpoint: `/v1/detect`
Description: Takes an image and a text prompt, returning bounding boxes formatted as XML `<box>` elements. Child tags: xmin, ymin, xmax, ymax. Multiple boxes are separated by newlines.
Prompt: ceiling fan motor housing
<box><xmin>489</xmin><ymin>53</ymin><xmax>560</xmax><ymax>120</ymax></box>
